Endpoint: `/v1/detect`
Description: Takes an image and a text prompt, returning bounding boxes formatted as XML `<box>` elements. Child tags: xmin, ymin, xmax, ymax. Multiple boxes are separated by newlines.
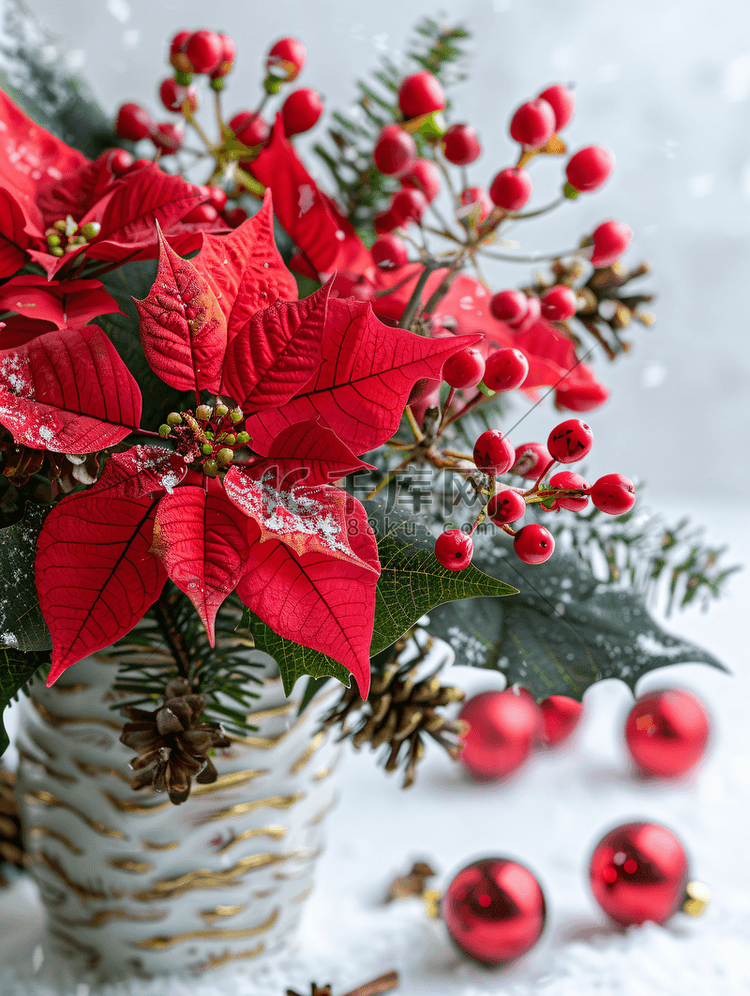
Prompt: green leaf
<box><xmin>0</xmin><ymin>649</ymin><xmax>48</xmax><ymax>757</ymax></box>
<box><xmin>0</xmin><ymin>503</ymin><xmax>51</xmax><ymax>653</ymax></box>
<box><xmin>243</xmin><ymin>499</ymin><xmax>516</xmax><ymax>696</ymax></box>
<box><xmin>427</xmin><ymin>536</ymin><xmax>727</xmax><ymax>701</ymax></box>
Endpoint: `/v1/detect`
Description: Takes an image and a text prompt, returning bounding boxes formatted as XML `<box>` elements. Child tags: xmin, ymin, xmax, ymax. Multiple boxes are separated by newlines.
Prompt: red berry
<box><xmin>372</xmin><ymin>234</ymin><xmax>408</xmax><ymax>269</ymax></box>
<box><xmin>150</xmin><ymin>122</ymin><xmax>184</xmax><ymax>155</ymax></box>
<box><xmin>401</xmin><ymin>158</ymin><xmax>441</xmax><ymax>203</ymax></box>
<box><xmin>537</xmin><ymin>85</ymin><xmax>575</xmax><ymax>131</ymax></box>
<box><xmin>374</xmin><ymin>209</ymin><xmax>399</xmax><ymax>235</ymax></box>
<box><xmin>539</xmin><ymin>695</ymin><xmax>583</xmax><ymax>746</ymax></box>
<box><xmin>484</xmin><ymin>348</ymin><xmax>529</xmax><ymax>392</ymax></box>
<box><xmin>589</xmin><ymin>474</ymin><xmax>635</xmax><ymax>515</ymax></box>
<box><xmin>460</xmin><ymin>186</ymin><xmax>493</xmax><ymax>221</ymax></box>
<box><xmin>169</xmin><ymin>30</ymin><xmax>192</xmax><ymax>73</ymax></box>
<box><xmin>489</xmin><ymin>168</ymin><xmax>532</xmax><ymax>211</ymax></box>
<box><xmin>512</xmin><ymin>294</ymin><xmax>541</xmax><ymax>330</ymax></box>
<box><xmin>473</xmin><ymin>430</ymin><xmax>515</xmax><ymax>475</ymax></box>
<box><xmin>435</xmin><ymin>529</ymin><xmax>474</xmax><ymax>571</ymax></box>
<box><xmin>391</xmin><ymin>187</ymin><xmax>427</xmax><ymax>226</ymax></box>
<box><xmin>555</xmin><ymin>376</ymin><xmax>609</xmax><ymax>412</ymax></box>
<box><xmin>230</xmin><ymin>111</ymin><xmax>271</xmax><ymax>148</ymax></box>
<box><xmin>487</xmin><ymin>488</ymin><xmax>526</xmax><ymax>525</ymax></box>
<box><xmin>590</xmin><ymin>220</ymin><xmax>633</xmax><ymax>268</ymax></box>
<box><xmin>373</xmin><ymin>125</ymin><xmax>417</xmax><ymax>177</ymax></box>
<box><xmin>170</xmin><ymin>30</ymin><xmax>191</xmax><ymax>56</ymax></box>
<box><xmin>442</xmin><ymin>347</ymin><xmax>485</xmax><ymax>390</ymax></box>
<box><xmin>541</xmin><ymin>284</ymin><xmax>577</xmax><ymax>321</ymax></box>
<box><xmin>223</xmin><ymin>206</ymin><xmax>248</xmax><ymax>228</ymax></box>
<box><xmin>109</xmin><ymin>148</ymin><xmax>134</xmax><ymax>175</ymax></box>
<box><xmin>398</xmin><ymin>70</ymin><xmax>446</xmax><ymax>120</ymax></box>
<box><xmin>548</xmin><ymin>471</ymin><xmax>590</xmax><ymax>511</ymax></box>
<box><xmin>206</xmin><ymin>186</ymin><xmax>227</xmax><ymax>212</ymax></box>
<box><xmin>267</xmin><ymin>38</ymin><xmax>307</xmax><ymax>83</ymax></box>
<box><xmin>210</xmin><ymin>34</ymin><xmax>236</xmax><ymax>80</ymax></box>
<box><xmin>566</xmin><ymin>146</ymin><xmax>615</xmax><ymax>193</ymax></box>
<box><xmin>116</xmin><ymin>102</ymin><xmax>153</xmax><ymax>142</ymax></box>
<box><xmin>514</xmin><ymin>523</ymin><xmax>555</xmax><ymax>564</ymax></box>
<box><xmin>281</xmin><ymin>88</ymin><xmax>323</xmax><ymax>136</ymax></box>
<box><xmin>185</xmin><ymin>30</ymin><xmax>223</xmax><ymax>75</ymax></box>
<box><xmin>625</xmin><ymin>689</ymin><xmax>710</xmax><ymax>778</ymax></box>
<box><xmin>443</xmin><ymin>123</ymin><xmax>481</xmax><ymax>165</ymax></box>
<box><xmin>159</xmin><ymin>77</ymin><xmax>198</xmax><ymax>113</ymax></box>
<box><xmin>510</xmin><ymin>98</ymin><xmax>556</xmax><ymax>148</ymax></box>
<box><xmin>459</xmin><ymin>690</ymin><xmax>541</xmax><ymax>780</ymax></box>
<box><xmin>547</xmin><ymin>418</ymin><xmax>593</xmax><ymax>464</ymax></box>
<box><xmin>511</xmin><ymin>442</ymin><xmax>551</xmax><ymax>479</ymax></box>
<box><xmin>183</xmin><ymin>203</ymin><xmax>219</xmax><ymax>224</ymax></box>
<box><xmin>490</xmin><ymin>289</ymin><xmax>527</xmax><ymax>323</ymax></box>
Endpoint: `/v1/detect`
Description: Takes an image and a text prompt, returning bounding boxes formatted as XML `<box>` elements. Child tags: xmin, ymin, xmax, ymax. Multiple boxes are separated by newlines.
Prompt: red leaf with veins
<box><xmin>237</xmin><ymin>498</ymin><xmax>379</xmax><ymax>697</ymax></box>
<box><xmin>195</xmin><ymin>189</ymin><xmax>297</xmax><ymax>344</ymax></box>
<box><xmin>245</xmin><ymin>297</ymin><xmax>483</xmax><ymax>455</ymax></box>
<box><xmin>134</xmin><ymin>225</ymin><xmax>227</xmax><ymax>393</ymax></box>
<box><xmin>244</xmin><ymin>418</ymin><xmax>373</xmax><ymax>484</ymax></box>
<box><xmin>223</xmin><ymin>470</ymin><xmax>378</xmax><ymax>572</ymax></box>
<box><xmin>152</xmin><ymin>484</ymin><xmax>250</xmax><ymax>644</ymax></box>
<box><xmin>36</xmin><ymin>491</ymin><xmax>165</xmax><ymax>685</ymax></box>
<box><xmin>0</xmin><ymin>276</ymin><xmax>122</xmax><ymax>330</ymax></box>
<box><xmin>220</xmin><ymin>281</ymin><xmax>330</xmax><ymax>410</ymax></box>
<box><xmin>88</xmin><ymin>445</ymin><xmax>188</xmax><ymax>499</ymax></box>
<box><xmin>0</xmin><ymin>189</ymin><xmax>33</xmax><ymax>279</ymax></box>
<box><xmin>0</xmin><ymin>325</ymin><xmax>142</xmax><ymax>452</ymax></box>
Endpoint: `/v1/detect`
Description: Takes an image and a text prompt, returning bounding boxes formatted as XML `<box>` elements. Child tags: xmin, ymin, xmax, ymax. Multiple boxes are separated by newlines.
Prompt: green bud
<box><xmin>263</xmin><ymin>74</ymin><xmax>284</xmax><ymax>95</ymax></box>
<box><xmin>201</xmin><ymin>442</ymin><xmax>214</xmax><ymax>456</ymax></box>
<box><xmin>175</xmin><ymin>70</ymin><xmax>193</xmax><ymax>86</ymax></box>
<box><xmin>80</xmin><ymin>221</ymin><xmax>101</xmax><ymax>240</ymax></box>
<box><xmin>210</xmin><ymin>77</ymin><xmax>225</xmax><ymax>92</ymax></box>
<box><xmin>53</xmin><ymin>219</ymin><xmax>68</xmax><ymax>232</ymax></box>
<box><xmin>44</xmin><ymin>227</ymin><xmax>57</xmax><ymax>237</ymax></box>
<box><xmin>215</xmin><ymin>403</ymin><xmax>229</xmax><ymax>418</ymax></box>
<box><xmin>217</xmin><ymin>447</ymin><xmax>234</xmax><ymax>465</ymax></box>
<box><xmin>222</xmin><ymin>433</ymin><xmax>236</xmax><ymax>446</ymax></box>
<box><xmin>563</xmin><ymin>181</ymin><xmax>580</xmax><ymax>200</ymax></box>
<box><xmin>229</xmin><ymin>408</ymin><xmax>243</xmax><ymax>423</ymax></box>
<box><xmin>235</xmin><ymin>431</ymin><xmax>250</xmax><ymax>445</ymax></box>
<box><xmin>204</xmin><ymin>431</ymin><xmax>215</xmax><ymax>441</ymax></box>
<box><xmin>166</xmin><ymin>412</ymin><xmax>183</xmax><ymax>426</ymax></box>
<box><xmin>203</xmin><ymin>459</ymin><xmax>219</xmax><ymax>477</ymax></box>
<box><xmin>158</xmin><ymin>424</ymin><xmax>171</xmax><ymax>438</ymax></box>
<box><xmin>64</xmin><ymin>244</ymin><xmax>80</xmax><ymax>253</ymax></box>
<box><xmin>196</xmin><ymin>404</ymin><xmax>213</xmax><ymax>420</ymax></box>
<box><xmin>51</xmin><ymin>247</ymin><xmax>65</xmax><ymax>257</ymax></box>
<box><xmin>46</xmin><ymin>234</ymin><xmax>62</xmax><ymax>246</ymax></box>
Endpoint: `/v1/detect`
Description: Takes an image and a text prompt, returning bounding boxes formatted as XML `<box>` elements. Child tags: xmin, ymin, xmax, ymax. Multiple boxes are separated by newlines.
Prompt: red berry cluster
<box><xmin>434</xmin><ymin>414</ymin><xmax>635</xmax><ymax>571</ymax></box>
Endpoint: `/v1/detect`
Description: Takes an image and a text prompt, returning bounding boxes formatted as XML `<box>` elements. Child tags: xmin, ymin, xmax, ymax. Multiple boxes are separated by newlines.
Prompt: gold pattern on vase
<box><xmin>17</xmin><ymin>747</ymin><xmax>78</xmax><ymax>784</ymax></box>
<box><xmin>141</xmin><ymin>839</ymin><xmax>180</xmax><ymax>851</ymax></box>
<box><xmin>27</xmin><ymin>825</ymin><xmax>84</xmax><ymax>855</ymax></box>
<box><xmin>72</xmin><ymin>758</ymin><xmax>131</xmax><ymax>783</ymax></box>
<box><xmin>56</xmin><ymin>908</ymin><xmax>169</xmax><ymax>928</ymax></box>
<box><xmin>288</xmin><ymin>731</ymin><xmax>325</xmax><ymax>775</ymax></box>
<box><xmin>27</xmin><ymin>728</ymin><xmax>57</xmax><ymax>759</ymax></box>
<box><xmin>130</xmin><ymin>908</ymin><xmax>280</xmax><ymax>949</ymax></box>
<box><xmin>53</xmin><ymin>683</ymin><xmax>90</xmax><ymax>695</ymax></box>
<box><xmin>252</xmin><ymin>888</ymin><xmax>278</xmax><ymax>899</ymax></box>
<box><xmin>32</xmin><ymin>698</ymin><xmax>123</xmax><ymax>731</ymax></box>
<box><xmin>245</xmin><ymin>703</ymin><xmax>295</xmax><ymax>724</ymax></box>
<box><xmin>291</xmin><ymin>883</ymin><xmax>314</xmax><ymax>904</ymax></box>
<box><xmin>199</xmin><ymin>941</ymin><xmax>265</xmax><ymax>970</ymax></box>
<box><xmin>190</xmin><ymin>768</ymin><xmax>268</xmax><ymax>795</ymax></box>
<box><xmin>35</xmin><ymin>850</ymin><xmax>108</xmax><ymax>903</ymax></box>
<box><xmin>129</xmin><ymin>852</ymin><xmax>303</xmax><ymax>902</ymax></box>
<box><xmin>217</xmin><ymin>825</ymin><xmax>288</xmax><ymax>853</ymax></box>
<box><xmin>305</xmin><ymin>794</ymin><xmax>339</xmax><ymax>827</ymax></box>
<box><xmin>107</xmin><ymin>858</ymin><xmax>155</xmax><ymax>873</ymax></box>
<box><xmin>102</xmin><ymin>792</ymin><xmax>174</xmax><ymax>815</ymax></box>
<box><xmin>25</xmin><ymin>789</ymin><xmax>127</xmax><ymax>839</ymax></box>
<box><xmin>199</xmin><ymin>903</ymin><xmax>248</xmax><ymax>924</ymax></box>
<box><xmin>49</xmin><ymin>927</ymin><xmax>101</xmax><ymax>972</ymax></box>
<box><xmin>200</xmin><ymin>793</ymin><xmax>305</xmax><ymax>823</ymax></box>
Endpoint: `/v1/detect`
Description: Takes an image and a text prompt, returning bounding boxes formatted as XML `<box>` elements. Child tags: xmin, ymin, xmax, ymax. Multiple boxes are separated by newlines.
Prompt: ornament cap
<box><xmin>682</xmin><ymin>880</ymin><xmax>711</xmax><ymax>917</ymax></box>
<box><xmin>423</xmin><ymin>889</ymin><xmax>441</xmax><ymax>919</ymax></box>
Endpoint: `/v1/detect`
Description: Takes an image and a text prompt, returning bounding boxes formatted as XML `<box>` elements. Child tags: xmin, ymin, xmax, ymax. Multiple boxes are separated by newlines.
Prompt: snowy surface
<box><xmin>1</xmin><ymin>499</ymin><xmax>748</xmax><ymax>993</ymax></box>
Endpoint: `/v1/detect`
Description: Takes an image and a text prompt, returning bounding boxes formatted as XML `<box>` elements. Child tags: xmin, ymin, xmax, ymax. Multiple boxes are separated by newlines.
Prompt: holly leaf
<box><xmin>245</xmin><ymin>298</ymin><xmax>483</xmax><ymax>455</ymax></box>
<box><xmin>0</xmin><ymin>275</ymin><xmax>122</xmax><ymax>330</ymax></box>
<box><xmin>245</xmin><ymin>418</ymin><xmax>374</xmax><ymax>485</ymax></box>
<box><xmin>0</xmin><ymin>502</ymin><xmax>51</xmax><ymax>652</ymax></box>
<box><xmin>426</xmin><ymin>537</ymin><xmax>727</xmax><ymax>700</ymax></box>
<box><xmin>134</xmin><ymin>224</ymin><xmax>227</xmax><ymax>394</ymax></box>
<box><xmin>152</xmin><ymin>485</ymin><xmax>249</xmax><ymax>645</ymax></box>
<box><xmin>36</xmin><ymin>490</ymin><xmax>166</xmax><ymax>684</ymax></box>
<box><xmin>0</xmin><ymin>325</ymin><xmax>142</xmax><ymax>452</ymax></box>
<box><xmin>195</xmin><ymin>189</ymin><xmax>298</xmax><ymax>342</ymax></box>
<box><xmin>0</xmin><ymin>648</ymin><xmax>50</xmax><ymax>757</ymax></box>
<box><xmin>220</xmin><ymin>281</ymin><xmax>331</xmax><ymax>411</ymax></box>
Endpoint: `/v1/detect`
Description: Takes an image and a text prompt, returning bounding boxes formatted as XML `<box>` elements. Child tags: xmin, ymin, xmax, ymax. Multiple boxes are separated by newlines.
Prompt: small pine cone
<box><xmin>120</xmin><ymin>677</ymin><xmax>231</xmax><ymax>805</ymax></box>
<box><xmin>0</xmin><ymin>768</ymin><xmax>29</xmax><ymax>885</ymax></box>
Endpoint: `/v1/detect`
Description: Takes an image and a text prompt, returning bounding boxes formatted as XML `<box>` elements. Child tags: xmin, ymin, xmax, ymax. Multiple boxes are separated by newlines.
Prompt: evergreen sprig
<box><xmin>312</xmin><ymin>17</ymin><xmax>470</xmax><ymax>239</ymax></box>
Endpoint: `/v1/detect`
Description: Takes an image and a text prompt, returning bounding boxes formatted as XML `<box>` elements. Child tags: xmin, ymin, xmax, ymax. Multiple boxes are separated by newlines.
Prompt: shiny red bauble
<box><xmin>514</xmin><ymin>523</ymin><xmax>555</xmax><ymax>564</ymax></box>
<box><xmin>401</xmin><ymin>158</ymin><xmax>441</xmax><ymax>203</ymax></box>
<box><xmin>473</xmin><ymin>430</ymin><xmax>515</xmax><ymax>475</ymax></box>
<box><xmin>281</xmin><ymin>88</ymin><xmax>323</xmax><ymax>136</ymax></box>
<box><xmin>510</xmin><ymin>98</ymin><xmax>556</xmax><ymax>149</ymax></box>
<box><xmin>458</xmin><ymin>690</ymin><xmax>541</xmax><ymax>780</ymax></box>
<box><xmin>539</xmin><ymin>695</ymin><xmax>583</xmax><ymax>746</ymax></box>
<box><xmin>590</xmin><ymin>220</ymin><xmax>633</xmax><ymax>268</ymax></box>
<box><xmin>443</xmin><ymin>123</ymin><xmax>482</xmax><ymax>165</ymax></box>
<box><xmin>538</xmin><ymin>84</ymin><xmax>575</xmax><ymax>131</ymax></box>
<box><xmin>625</xmin><ymin>689</ymin><xmax>710</xmax><ymax>778</ymax></box>
<box><xmin>489</xmin><ymin>168</ymin><xmax>533</xmax><ymax>211</ymax></box>
<box><xmin>566</xmin><ymin>146</ymin><xmax>615</xmax><ymax>193</ymax></box>
<box><xmin>484</xmin><ymin>348</ymin><xmax>529</xmax><ymax>392</ymax></box>
<box><xmin>589</xmin><ymin>822</ymin><xmax>689</xmax><ymax>926</ymax></box>
<box><xmin>398</xmin><ymin>70</ymin><xmax>446</xmax><ymax>119</ymax></box>
<box><xmin>547</xmin><ymin>418</ymin><xmax>594</xmax><ymax>464</ymax></box>
<box><xmin>373</xmin><ymin>125</ymin><xmax>417</xmax><ymax>177</ymax></box>
<box><xmin>442</xmin><ymin>857</ymin><xmax>546</xmax><ymax>964</ymax></box>
<box><xmin>589</xmin><ymin>473</ymin><xmax>635</xmax><ymax>515</ymax></box>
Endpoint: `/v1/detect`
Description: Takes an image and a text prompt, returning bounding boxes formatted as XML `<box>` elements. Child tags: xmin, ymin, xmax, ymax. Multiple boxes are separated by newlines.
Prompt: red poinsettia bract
<box><xmin>15</xmin><ymin>195</ymin><xmax>480</xmax><ymax>696</ymax></box>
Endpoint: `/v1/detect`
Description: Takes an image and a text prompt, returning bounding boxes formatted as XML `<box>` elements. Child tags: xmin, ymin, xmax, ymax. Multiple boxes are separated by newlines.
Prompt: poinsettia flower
<box><xmin>19</xmin><ymin>194</ymin><xmax>480</xmax><ymax>696</ymax></box>
<box><xmin>0</xmin><ymin>90</ymin><xmax>225</xmax><ymax>281</ymax></box>
<box><xmin>0</xmin><ymin>275</ymin><xmax>123</xmax><ymax>345</ymax></box>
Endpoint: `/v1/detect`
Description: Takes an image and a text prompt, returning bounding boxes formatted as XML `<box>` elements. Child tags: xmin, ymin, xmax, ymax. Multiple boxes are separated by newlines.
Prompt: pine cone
<box><xmin>322</xmin><ymin>636</ymin><xmax>467</xmax><ymax>788</ymax></box>
<box><xmin>0</xmin><ymin>768</ymin><xmax>29</xmax><ymax>886</ymax></box>
<box><xmin>120</xmin><ymin>677</ymin><xmax>231</xmax><ymax>805</ymax></box>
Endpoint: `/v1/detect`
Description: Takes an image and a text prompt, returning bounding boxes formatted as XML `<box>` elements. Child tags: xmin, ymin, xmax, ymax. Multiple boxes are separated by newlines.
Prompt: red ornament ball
<box><xmin>373</xmin><ymin>125</ymin><xmax>417</xmax><ymax>177</ymax></box>
<box><xmin>473</xmin><ymin>430</ymin><xmax>515</xmax><ymax>475</ymax></box>
<box><xmin>625</xmin><ymin>689</ymin><xmax>710</xmax><ymax>778</ymax></box>
<box><xmin>443</xmin><ymin>123</ymin><xmax>482</xmax><ymax>165</ymax></box>
<box><xmin>590</xmin><ymin>220</ymin><xmax>633</xmax><ymax>268</ymax></box>
<box><xmin>589</xmin><ymin>822</ymin><xmax>689</xmax><ymax>926</ymax></box>
<box><xmin>566</xmin><ymin>146</ymin><xmax>615</xmax><ymax>193</ymax></box>
<box><xmin>458</xmin><ymin>690</ymin><xmax>541</xmax><ymax>780</ymax></box>
<box><xmin>541</xmin><ymin>284</ymin><xmax>577</xmax><ymax>321</ymax></box>
<box><xmin>442</xmin><ymin>857</ymin><xmax>546</xmax><ymax>965</ymax></box>
<box><xmin>281</xmin><ymin>88</ymin><xmax>323</xmax><ymax>136</ymax></box>
<box><xmin>547</xmin><ymin>418</ymin><xmax>594</xmax><ymax>464</ymax></box>
<box><xmin>484</xmin><ymin>347</ymin><xmax>529</xmax><ymax>392</ymax></box>
<box><xmin>539</xmin><ymin>695</ymin><xmax>583</xmax><ymax>746</ymax></box>
<box><xmin>489</xmin><ymin>168</ymin><xmax>533</xmax><ymax>211</ymax></box>
<box><xmin>401</xmin><ymin>158</ymin><xmax>441</xmax><ymax>203</ymax></box>
<box><xmin>589</xmin><ymin>473</ymin><xmax>635</xmax><ymax>515</ymax></box>
<box><xmin>514</xmin><ymin>523</ymin><xmax>555</xmax><ymax>564</ymax></box>
<box><xmin>487</xmin><ymin>488</ymin><xmax>526</xmax><ymax>525</ymax></box>
<box><xmin>442</xmin><ymin>347</ymin><xmax>485</xmax><ymax>390</ymax></box>
<box><xmin>510</xmin><ymin>98</ymin><xmax>556</xmax><ymax>148</ymax></box>
<box><xmin>398</xmin><ymin>70</ymin><xmax>446</xmax><ymax>119</ymax></box>
<box><xmin>435</xmin><ymin>529</ymin><xmax>474</xmax><ymax>571</ymax></box>
<box><xmin>537</xmin><ymin>84</ymin><xmax>576</xmax><ymax>131</ymax></box>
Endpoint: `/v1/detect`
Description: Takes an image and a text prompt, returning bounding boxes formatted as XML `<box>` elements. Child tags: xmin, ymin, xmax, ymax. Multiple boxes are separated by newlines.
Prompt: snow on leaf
<box><xmin>134</xmin><ymin>223</ymin><xmax>227</xmax><ymax>393</ymax></box>
<box><xmin>245</xmin><ymin>297</ymin><xmax>483</xmax><ymax>455</ymax></box>
<box><xmin>87</xmin><ymin>445</ymin><xmax>188</xmax><ymax>499</ymax></box>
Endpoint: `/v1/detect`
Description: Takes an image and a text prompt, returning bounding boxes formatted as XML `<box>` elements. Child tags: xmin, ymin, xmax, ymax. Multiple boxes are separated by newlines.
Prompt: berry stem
<box><xmin>479</xmin><ymin>245</ymin><xmax>587</xmax><ymax>264</ymax></box>
<box><xmin>404</xmin><ymin>405</ymin><xmax>424</xmax><ymax>442</ymax></box>
<box><xmin>431</xmin><ymin>145</ymin><xmax>460</xmax><ymax>208</ymax></box>
<box><xmin>398</xmin><ymin>258</ymin><xmax>442</xmax><ymax>330</ymax></box>
<box><xmin>527</xmin><ymin>458</ymin><xmax>557</xmax><ymax>493</ymax></box>
<box><xmin>182</xmin><ymin>106</ymin><xmax>214</xmax><ymax>151</ymax></box>
<box><xmin>508</xmin><ymin>196</ymin><xmax>565</xmax><ymax>220</ymax></box>
<box><xmin>469</xmin><ymin>473</ymin><xmax>495</xmax><ymax>535</ymax></box>
<box><xmin>364</xmin><ymin>453</ymin><xmax>417</xmax><ymax>501</ymax></box>
<box><xmin>439</xmin><ymin>388</ymin><xmax>484</xmax><ymax>431</ymax></box>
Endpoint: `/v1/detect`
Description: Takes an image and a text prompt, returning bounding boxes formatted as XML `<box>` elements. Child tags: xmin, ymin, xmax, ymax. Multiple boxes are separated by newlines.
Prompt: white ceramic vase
<box><xmin>14</xmin><ymin>649</ymin><xmax>341</xmax><ymax>980</ymax></box>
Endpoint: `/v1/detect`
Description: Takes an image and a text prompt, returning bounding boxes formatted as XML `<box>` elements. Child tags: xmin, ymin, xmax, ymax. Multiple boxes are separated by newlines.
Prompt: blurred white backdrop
<box><xmin>21</xmin><ymin>0</ymin><xmax>750</xmax><ymax>505</ymax></box>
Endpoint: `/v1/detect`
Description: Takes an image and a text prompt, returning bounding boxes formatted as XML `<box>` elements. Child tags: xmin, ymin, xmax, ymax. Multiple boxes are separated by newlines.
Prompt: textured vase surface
<box><xmin>14</xmin><ymin>652</ymin><xmax>341</xmax><ymax>979</ymax></box>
